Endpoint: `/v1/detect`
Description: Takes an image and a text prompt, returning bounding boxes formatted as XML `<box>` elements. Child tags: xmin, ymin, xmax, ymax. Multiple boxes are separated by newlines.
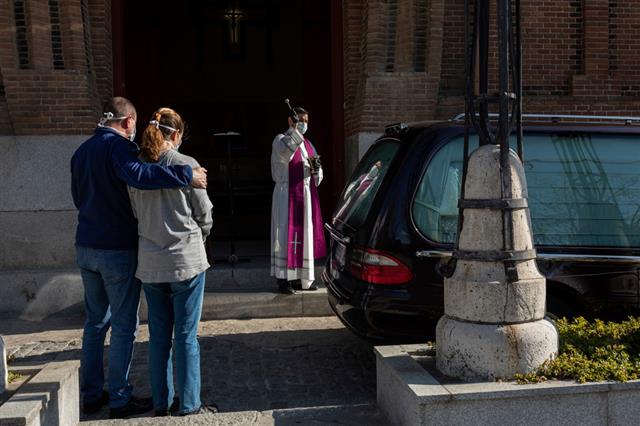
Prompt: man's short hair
<box><xmin>289</xmin><ymin>106</ymin><xmax>309</xmax><ymax>121</ymax></box>
<box><xmin>102</xmin><ymin>97</ymin><xmax>136</xmax><ymax>120</ymax></box>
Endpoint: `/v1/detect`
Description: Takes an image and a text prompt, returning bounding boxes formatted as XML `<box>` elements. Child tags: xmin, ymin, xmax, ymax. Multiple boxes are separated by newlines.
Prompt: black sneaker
<box><xmin>109</xmin><ymin>396</ymin><xmax>154</xmax><ymax>419</ymax></box>
<box><xmin>82</xmin><ymin>390</ymin><xmax>109</xmax><ymax>415</ymax></box>
<box><xmin>278</xmin><ymin>279</ymin><xmax>296</xmax><ymax>295</ymax></box>
<box><xmin>155</xmin><ymin>396</ymin><xmax>180</xmax><ymax>416</ymax></box>
<box><xmin>178</xmin><ymin>404</ymin><xmax>219</xmax><ymax>416</ymax></box>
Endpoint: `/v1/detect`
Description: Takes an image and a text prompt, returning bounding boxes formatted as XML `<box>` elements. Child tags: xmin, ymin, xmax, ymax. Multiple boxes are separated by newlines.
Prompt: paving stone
<box><xmin>3</xmin><ymin>317</ymin><xmax>377</xmax><ymax>422</ymax></box>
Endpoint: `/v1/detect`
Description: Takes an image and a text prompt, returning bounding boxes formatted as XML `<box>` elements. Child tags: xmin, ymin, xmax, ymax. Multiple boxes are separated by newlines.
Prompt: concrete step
<box><xmin>0</xmin><ymin>261</ymin><xmax>332</xmax><ymax>321</ymax></box>
<box><xmin>81</xmin><ymin>403</ymin><xmax>389</xmax><ymax>425</ymax></box>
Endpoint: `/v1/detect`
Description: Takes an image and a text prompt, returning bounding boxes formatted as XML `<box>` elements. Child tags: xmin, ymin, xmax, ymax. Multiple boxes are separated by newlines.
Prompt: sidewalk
<box><xmin>1</xmin><ymin>316</ymin><xmax>388</xmax><ymax>425</ymax></box>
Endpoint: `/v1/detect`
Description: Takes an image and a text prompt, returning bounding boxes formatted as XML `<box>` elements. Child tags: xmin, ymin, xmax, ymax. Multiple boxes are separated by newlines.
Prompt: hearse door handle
<box><xmin>416</xmin><ymin>250</ymin><xmax>452</xmax><ymax>259</ymax></box>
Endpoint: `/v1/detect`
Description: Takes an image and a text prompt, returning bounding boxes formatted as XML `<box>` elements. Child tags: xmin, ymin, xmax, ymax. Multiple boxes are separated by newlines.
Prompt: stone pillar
<box><xmin>435</xmin><ymin>145</ymin><xmax>558</xmax><ymax>381</ymax></box>
<box><xmin>0</xmin><ymin>335</ymin><xmax>7</xmax><ymax>394</ymax></box>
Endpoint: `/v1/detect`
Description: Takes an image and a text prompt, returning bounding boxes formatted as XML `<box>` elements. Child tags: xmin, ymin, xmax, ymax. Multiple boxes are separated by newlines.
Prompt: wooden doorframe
<box><xmin>112</xmin><ymin>0</ymin><xmax>125</xmax><ymax>96</ymax></box>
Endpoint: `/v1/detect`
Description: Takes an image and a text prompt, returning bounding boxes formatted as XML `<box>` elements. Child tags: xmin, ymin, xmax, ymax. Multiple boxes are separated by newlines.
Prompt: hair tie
<box><xmin>149</xmin><ymin>120</ymin><xmax>160</xmax><ymax>129</ymax></box>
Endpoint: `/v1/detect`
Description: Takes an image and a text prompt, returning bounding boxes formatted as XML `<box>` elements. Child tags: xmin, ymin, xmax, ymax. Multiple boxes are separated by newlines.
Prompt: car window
<box><xmin>333</xmin><ymin>139</ymin><xmax>400</xmax><ymax>229</ymax></box>
<box><xmin>413</xmin><ymin>132</ymin><xmax>640</xmax><ymax>248</ymax></box>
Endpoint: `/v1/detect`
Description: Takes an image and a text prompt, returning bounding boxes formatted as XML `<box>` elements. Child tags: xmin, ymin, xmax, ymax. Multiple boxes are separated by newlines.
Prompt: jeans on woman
<box><xmin>76</xmin><ymin>246</ymin><xmax>140</xmax><ymax>409</ymax></box>
<box><xmin>142</xmin><ymin>272</ymin><xmax>206</xmax><ymax>415</ymax></box>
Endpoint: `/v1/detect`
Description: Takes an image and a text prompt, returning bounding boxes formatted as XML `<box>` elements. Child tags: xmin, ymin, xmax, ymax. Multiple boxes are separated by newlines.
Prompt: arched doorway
<box><xmin>113</xmin><ymin>0</ymin><xmax>344</xmax><ymax>261</ymax></box>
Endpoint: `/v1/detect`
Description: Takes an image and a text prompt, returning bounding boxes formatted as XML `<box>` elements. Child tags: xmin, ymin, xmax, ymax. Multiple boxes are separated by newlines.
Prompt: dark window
<box><xmin>333</xmin><ymin>139</ymin><xmax>400</xmax><ymax>230</ymax></box>
<box><xmin>80</xmin><ymin>0</ymin><xmax>92</xmax><ymax>74</ymax></box>
<box><xmin>413</xmin><ymin>0</ymin><xmax>427</xmax><ymax>72</ymax></box>
<box><xmin>413</xmin><ymin>133</ymin><xmax>640</xmax><ymax>248</ymax></box>
<box><xmin>13</xmin><ymin>0</ymin><xmax>29</xmax><ymax>69</ymax></box>
<box><xmin>385</xmin><ymin>0</ymin><xmax>397</xmax><ymax>72</ymax></box>
<box><xmin>49</xmin><ymin>0</ymin><xmax>64</xmax><ymax>69</ymax></box>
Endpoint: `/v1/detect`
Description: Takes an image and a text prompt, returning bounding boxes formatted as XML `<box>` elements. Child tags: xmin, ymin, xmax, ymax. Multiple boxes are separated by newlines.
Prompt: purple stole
<box><xmin>287</xmin><ymin>139</ymin><xmax>326</xmax><ymax>269</ymax></box>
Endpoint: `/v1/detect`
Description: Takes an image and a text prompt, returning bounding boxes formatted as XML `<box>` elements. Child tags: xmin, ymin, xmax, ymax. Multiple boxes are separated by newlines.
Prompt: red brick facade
<box><xmin>1</xmin><ymin>0</ymin><xmax>640</xmax><ymax>136</ymax></box>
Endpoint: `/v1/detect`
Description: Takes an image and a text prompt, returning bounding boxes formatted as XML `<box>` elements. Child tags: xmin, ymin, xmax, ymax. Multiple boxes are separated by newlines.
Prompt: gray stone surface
<box><xmin>0</xmin><ymin>336</ymin><xmax>6</xmax><ymax>395</ymax></box>
<box><xmin>437</xmin><ymin>145</ymin><xmax>557</xmax><ymax>381</ymax></box>
<box><xmin>1</xmin><ymin>265</ymin><xmax>331</xmax><ymax>321</ymax></box>
<box><xmin>377</xmin><ymin>344</ymin><xmax>640</xmax><ymax>426</ymax></box>
<box><xmin>82</xmin><ymin>404</ymin><xmax>388</xmax><ymax>425</ymax></box>
<box><xmin>0</xmin><ymin>135</ymin><xmax>84</xmax><ymax>212</ymax></box>
<box><xmin>0</xmin><ymin>269</ymin><xmax>84</xmax><ymax>321</ymax></box>
<box><xmin>0</xmin><ymin>210</ymin><xmax>77</xmax><ymax>269</ymax></box>
<box><xmin>436</xmin><ymin>314</ymin><xmax>558</xmax><ymax>381</ymax></box>
<box><xmin>2</xmin><ymin>317</ymin><xmax>378</xmax><ymax>423</ymax></box>
<box><xmin>0</xmin><ymin>360</ymin><xmax>80</xmax><ymax>426</ymax></box>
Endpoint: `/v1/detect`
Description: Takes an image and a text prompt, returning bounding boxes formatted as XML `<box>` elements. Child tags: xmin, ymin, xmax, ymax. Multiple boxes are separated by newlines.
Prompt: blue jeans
<box><xmin>142</xmin><ymin>272</ymin><xmax>205</xmax><ymax>415</ymax></box>
<box><xmin>76</xmin><ymin>246</ymin><xmax>141</xmax><ymax>409</ymax></box>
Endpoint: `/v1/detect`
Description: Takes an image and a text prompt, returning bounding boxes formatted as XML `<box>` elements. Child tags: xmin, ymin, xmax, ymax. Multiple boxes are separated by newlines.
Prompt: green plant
<box><xmin>515</xmin><ymin>316</ymin><xmax>640</xmax><ymax>384</ymax></box>
<box><xmin>7</xmin><ymin>371</ymin><xmax>23</xmax><ymax>384</ymax></box>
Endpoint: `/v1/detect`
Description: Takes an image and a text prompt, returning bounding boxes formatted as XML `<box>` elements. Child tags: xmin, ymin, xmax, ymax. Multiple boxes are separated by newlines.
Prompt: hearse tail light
<box><xmin>348</xmin><ymin>247</ymin><xmax>413</xmax><ymax>285</ymax></box>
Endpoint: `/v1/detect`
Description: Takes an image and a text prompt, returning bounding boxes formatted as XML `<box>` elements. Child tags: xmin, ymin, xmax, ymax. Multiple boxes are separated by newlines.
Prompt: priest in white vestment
<box><xmin>270</xmin><ymin>106</ymin><xmax>326</xmax><ymax>294</ymax></box>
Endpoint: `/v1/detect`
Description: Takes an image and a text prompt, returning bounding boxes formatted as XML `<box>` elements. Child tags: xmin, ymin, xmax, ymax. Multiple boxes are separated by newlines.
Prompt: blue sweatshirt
<box><xmin>71</xmin><ymin>127</ymin><xmax>193</xmax><ymax>250</ymax></box>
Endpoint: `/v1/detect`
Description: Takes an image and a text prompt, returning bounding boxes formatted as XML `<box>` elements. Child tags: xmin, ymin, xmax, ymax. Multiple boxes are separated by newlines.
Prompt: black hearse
<box><xmin>323</xmin><ymin>115</ymin><xmax>640</xmax><ymax>342</ymax></box>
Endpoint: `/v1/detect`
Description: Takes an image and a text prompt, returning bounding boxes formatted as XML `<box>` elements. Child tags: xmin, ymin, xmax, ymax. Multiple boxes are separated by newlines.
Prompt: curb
<box><xmin>0</xmin><ymin>360</ymin><xmax>80</xmax><ymax>426</ymax></box>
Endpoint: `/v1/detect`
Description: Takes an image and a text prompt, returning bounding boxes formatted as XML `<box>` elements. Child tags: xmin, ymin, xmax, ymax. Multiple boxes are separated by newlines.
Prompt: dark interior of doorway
<box><xmin>122</xmin><ymin>0</ymin><xmax>332</xmax><ymax>262</ymax></box>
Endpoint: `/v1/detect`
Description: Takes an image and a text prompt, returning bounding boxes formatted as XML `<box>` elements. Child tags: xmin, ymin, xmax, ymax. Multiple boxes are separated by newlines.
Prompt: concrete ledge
<box><xmin>140</xmin><ymin>289</ymin><xmax>333</xmax><ymax>321</ymax></box>
<box><xmin>82</xmin><ymin>403</ymin><xmax>388</xmax><ymax>425</ymax></box>
<box><xmin>0</xmin><ymin>360</ymin><xmax>80</xmax><ymax>426</ymax></box>
<box><xmin>375</xmin><ymin>343</ymin><xmax>640</xmax><ymax>426</ymax></box>
<box><xmin>0</xmin><ymin>269</ymin><xmax>84</xmax><ymax>321</ymax></box>
<box><xmin>1</xmin><ymin>268</ymin><xmax>332</xmax><ymax>321</ymax></box>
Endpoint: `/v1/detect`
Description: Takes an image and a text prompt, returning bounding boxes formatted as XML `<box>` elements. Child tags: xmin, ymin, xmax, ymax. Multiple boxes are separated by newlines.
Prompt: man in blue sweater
<box><xmin>71</xmin><ymin>97</ymin><xmax>207</xmax><ymax>419</ymax></box>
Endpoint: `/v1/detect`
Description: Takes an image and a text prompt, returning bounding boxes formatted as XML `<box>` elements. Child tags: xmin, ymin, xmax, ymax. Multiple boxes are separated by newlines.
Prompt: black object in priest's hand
<box><xmin>308</xmin><ymin>155</ymin><xmax>322</xmax><ymax>173</ymax></box>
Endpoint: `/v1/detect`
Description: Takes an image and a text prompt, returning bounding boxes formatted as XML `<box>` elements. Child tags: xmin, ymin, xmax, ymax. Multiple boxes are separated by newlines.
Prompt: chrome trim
<box><xmin>416</xmin><ymin>250</ymin><xmax>452</xmax><ymax>259</ymax></box>
<box><xmin>538</xmin><ymin>253</ymin><xmax>640</xmax><ymax>263</ymax></box>
<box><xmin>415</xmin><ymin>250</ymin><xmax>640</xmax><ymax>263</ymax></box>
<box><xmin>451</xmin><ymin>113</ymin><xmax>640</xmax><ymax>125</ymax></box>
<box><xmin>324</xmin><ymin>223</ymin><xmax>351</xmax><ymax>245</ymax></box>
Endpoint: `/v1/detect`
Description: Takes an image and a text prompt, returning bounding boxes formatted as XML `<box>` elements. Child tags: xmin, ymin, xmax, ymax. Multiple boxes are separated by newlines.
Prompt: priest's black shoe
<box><xmin>278</xmin><ymin>279</ymin><xmax>296</xmax><ymax>295</ymax></box>
<box><xmin>109</xmin><ymin>396</ymin><xmax>153</xmax><ymax>419</ymax></box>
<box><xmin>82</xmin><ymin>390</ymin><xmax>109</xmax><ymax>415</ymax></box>
<box><xmin>304</xmin><ymin>282</ymin><xmax>319</xmax><ymax>291</ymax></box>
<box><xmin>291</xmin><ymin>279</ymin><xmax>303</xmax><ymax>290</ymax></box>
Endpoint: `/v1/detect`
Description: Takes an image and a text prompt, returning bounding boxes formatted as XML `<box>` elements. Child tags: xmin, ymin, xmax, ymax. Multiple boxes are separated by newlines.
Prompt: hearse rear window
<box><xmin>333</xmin><ymin>139</ymin><xmax>400</xmax><ymax>229</ymax></box>
<box><xmin>412</xmin><ymin>132</ymin><xmax>640</xmax><ymax>247</ymax></box>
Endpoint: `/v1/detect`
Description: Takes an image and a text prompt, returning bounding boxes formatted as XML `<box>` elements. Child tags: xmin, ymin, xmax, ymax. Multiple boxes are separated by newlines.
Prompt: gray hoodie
<box><xmin>128</xmin><ymin>149</ymin><xmax>213</xmax><ymax>283</ymax></box>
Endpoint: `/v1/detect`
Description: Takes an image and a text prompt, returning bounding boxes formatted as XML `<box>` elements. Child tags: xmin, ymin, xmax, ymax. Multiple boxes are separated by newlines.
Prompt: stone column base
<box><xmin>435</xmin><ymin>315</ymin><xmax>558</xmax><ymax>381</ymax></box>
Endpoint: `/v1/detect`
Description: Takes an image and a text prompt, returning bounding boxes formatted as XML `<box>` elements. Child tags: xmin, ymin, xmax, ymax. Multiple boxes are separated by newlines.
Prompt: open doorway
<box><xmin>114</xmin><ymin>0</ymin><xmax>341</xmax><ymax>262</ymax></box>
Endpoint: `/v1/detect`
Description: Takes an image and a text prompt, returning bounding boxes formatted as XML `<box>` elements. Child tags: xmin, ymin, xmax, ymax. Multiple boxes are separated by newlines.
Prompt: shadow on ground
<box><xmin>9</xmin><ymin>327</ymin><xmax>376</xmax><ymax>421</ymax></box>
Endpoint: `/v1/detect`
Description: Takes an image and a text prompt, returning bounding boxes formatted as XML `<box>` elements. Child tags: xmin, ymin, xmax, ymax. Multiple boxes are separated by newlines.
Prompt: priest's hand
<box><xmin>191</xmin><ymin>167</ymin><xmax>208</xmax><ymax>189</ymax></box>
<box><xmin>308</xmin><ymin>155</ymin><xmax>322</xmax><ymax>174</ymax></box>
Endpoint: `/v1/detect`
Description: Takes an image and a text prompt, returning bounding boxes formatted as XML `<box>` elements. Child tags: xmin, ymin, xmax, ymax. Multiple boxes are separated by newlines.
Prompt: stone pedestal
<box><xmin>436</xmin><ymin>145</ymin><xmax>558</xmax><ymax>381</ymax></box>
<box><xmin>0</xmin><ymin>336</ymin><xmax>6</xmax><ymax>395</ymax></box>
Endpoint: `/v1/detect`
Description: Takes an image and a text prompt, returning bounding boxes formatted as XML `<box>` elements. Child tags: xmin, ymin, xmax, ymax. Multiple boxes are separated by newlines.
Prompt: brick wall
<box><xmin>344</xmin><ymin>0</ymin><xmax>444</xmax><ymax>135</ymax></box>
<box><xmin>1</xmin><ymin>1</ymin><xmax>640</xmax><ymax>136</ymax></box>
<box><xmin>0</xmin><ymin>0</ymin><xmax>110</xmax><ymax>136</ymax></box>
<box><xmin>345</xmin><ymin>0</ymin><xmax>640</xmax><ymax>136</ymax></box>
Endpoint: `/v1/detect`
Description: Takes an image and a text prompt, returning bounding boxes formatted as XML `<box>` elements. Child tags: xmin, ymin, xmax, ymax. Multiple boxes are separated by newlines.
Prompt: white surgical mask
<box><xmin>296</xmin><ymin>122</ymin><xmax>308</xmax><ymax>135</ymax></box>
<box><xmin>128</xmin><ymin>130</ymin><xmax>136</xmax><ymax>142</ymax></box>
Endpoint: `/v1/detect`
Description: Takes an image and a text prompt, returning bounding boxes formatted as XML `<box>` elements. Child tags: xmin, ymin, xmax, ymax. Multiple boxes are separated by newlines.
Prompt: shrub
<box><xmin>515</xmin><ymin>316</ymin><xmax>640</xmax><ymax>384</ymax></box>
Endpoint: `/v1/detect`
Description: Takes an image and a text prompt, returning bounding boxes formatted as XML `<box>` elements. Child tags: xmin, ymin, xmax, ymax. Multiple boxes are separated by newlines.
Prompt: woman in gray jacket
<box><xmin>128</xmin><ymin>107</ymin><xmax>215</xmax><ymax>416</ymax></box>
